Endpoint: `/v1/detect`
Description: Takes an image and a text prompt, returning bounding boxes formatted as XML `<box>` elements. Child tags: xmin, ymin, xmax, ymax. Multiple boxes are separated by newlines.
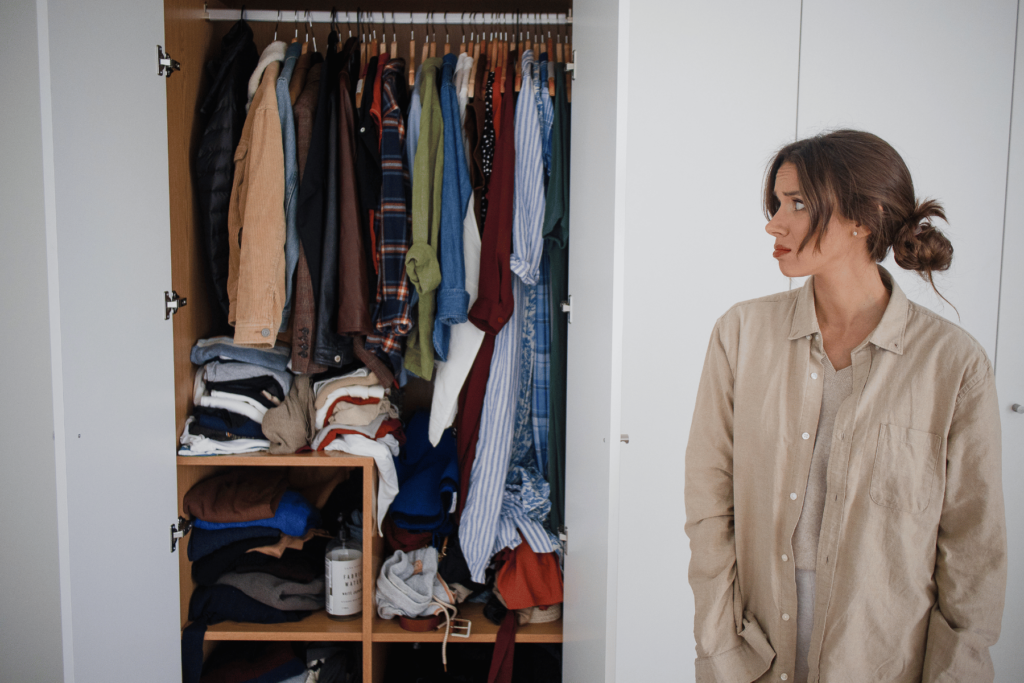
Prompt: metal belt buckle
<box><xmin>450</xmin><ymin>618</ymin><xmax>472</xmax><ymax>638</ymax></box>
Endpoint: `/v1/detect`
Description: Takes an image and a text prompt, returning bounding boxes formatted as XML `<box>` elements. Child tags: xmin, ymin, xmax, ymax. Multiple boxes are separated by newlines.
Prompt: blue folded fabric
<box><xmin>391</xmin><ymin>411</ymin><xmax>459</xmax><ymax>535</ymax></box>
<box><xmin>194</xmin><ymin>409</ymin><xmax>266</xmax><ymax>439</ymax></box>
<box><xmin>190</xmin><ymin>336</ymin><xmax>292</xmax><ymax>371</ymax></box>
<box><xmin>192</xmin><ymin>490</ymin><xmax>319</xmax><ymax>537</ymax></box>
<box><xmin>187</xmin><ymin>526</ymin><xmax>281</xmax><ymax>562</ymax></box>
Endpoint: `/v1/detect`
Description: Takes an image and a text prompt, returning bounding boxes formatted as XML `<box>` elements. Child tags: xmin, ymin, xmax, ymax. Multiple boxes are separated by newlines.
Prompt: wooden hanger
<box><xmin>469</xmin><ymin>35</ymin><xmax>481</xmax><ymax>99</ymax></box>
<box><xmin>409</xmin><ymin>28</ymin><xmax>417</xmax><ymax>86</ymax></box>
<box><xmin>548</xmin><ymin>31</ymin><xmax>555</xmax><ymax>97</ymax></box>
<box><xmin>443</xmin><ymin>13</ymin><xmax>451</xmax><ymax>55</ymax></box>
<box><xmin>501</xmin><ymin>37</ymin><xmax>509</xmax><ymax>94</ymax></box>
<box><xmin>422</xmin><ymin>15</ymin><xmax>431</xmax><ymax>63</ymax></box>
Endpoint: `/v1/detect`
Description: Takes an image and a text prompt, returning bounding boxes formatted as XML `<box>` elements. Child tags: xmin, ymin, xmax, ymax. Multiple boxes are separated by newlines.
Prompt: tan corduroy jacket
<box><xmin>226</xmin><ymin>57</ymin><xmax>286</xmax><ymax>347</ymax></box>
<box><xmin>684</xmin><ymin>266</ymin><xmax>1005</xmax><ymax>683</ymax></box>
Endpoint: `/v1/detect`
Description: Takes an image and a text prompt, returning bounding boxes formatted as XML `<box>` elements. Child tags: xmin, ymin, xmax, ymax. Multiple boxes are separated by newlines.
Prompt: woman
<box><xmin>684</xmin><ymin>130</ymin><xmax>1006</xmax><ymax>683</ymax></box>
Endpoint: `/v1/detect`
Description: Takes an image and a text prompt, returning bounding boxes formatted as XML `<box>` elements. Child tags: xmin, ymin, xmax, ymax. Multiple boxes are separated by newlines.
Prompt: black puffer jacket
<box><xmin>195</xmin><ymin>20</ymin><xmax>258</xmax><ymax>318</ymax></box>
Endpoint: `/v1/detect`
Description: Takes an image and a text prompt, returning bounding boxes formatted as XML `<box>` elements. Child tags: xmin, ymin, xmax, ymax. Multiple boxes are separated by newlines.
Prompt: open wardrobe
<box><xmin>12</xmin><ymin>0</ymin><xmax>626</xmax><ymax>682</ymax></box>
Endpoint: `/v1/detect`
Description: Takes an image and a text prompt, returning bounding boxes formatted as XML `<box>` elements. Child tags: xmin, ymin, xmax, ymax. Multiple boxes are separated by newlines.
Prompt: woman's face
<box><xmin>766</xmin><ymin>162</ymin><xmax>863</xmax><ymax>278</ymax></box>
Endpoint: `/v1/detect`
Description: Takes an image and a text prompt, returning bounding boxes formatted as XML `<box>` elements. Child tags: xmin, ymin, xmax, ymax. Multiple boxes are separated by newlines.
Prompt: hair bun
<box><xmin>892</xmin><ymin>198</ymin><xmax>953</xmax><ymax>274</ymax></box>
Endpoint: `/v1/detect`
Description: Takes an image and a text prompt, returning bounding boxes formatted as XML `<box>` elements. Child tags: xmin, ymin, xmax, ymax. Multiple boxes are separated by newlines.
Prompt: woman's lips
<box><xmin>773</xmin><ymin>247</ymin><xmax>791</xmax><ymax>258</ymax></box>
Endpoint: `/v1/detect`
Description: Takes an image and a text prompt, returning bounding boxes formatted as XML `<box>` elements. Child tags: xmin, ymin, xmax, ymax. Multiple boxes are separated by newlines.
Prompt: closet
<box><xmin>150</xmin><ymin>0</ymin><xmax>622</xmax><ymax>681</ymax></box>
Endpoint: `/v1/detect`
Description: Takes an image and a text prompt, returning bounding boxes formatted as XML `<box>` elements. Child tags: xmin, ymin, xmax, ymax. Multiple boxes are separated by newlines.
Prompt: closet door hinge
<box><xmin>565</xmin><ymin>51</ymin><xmax>577</xmax><ymax>80</ymax></box>
<box><xmin>560</xmin><ymin>295</ymin><xmax>573</xmax><ymax>324</ymax></box>
<box><xmin>171</xmin><ymin>516</ymin><xmax>192</xmax><ymax>553</ymax></box>
<box><xmin>165</xmin><ymin>290</ymin><xmax>187</xmax><ymax>319</ymax></box>
<box><xmin>558</xmin><ymin>525</ymin><xmax>569</xmax><ymax>555</ymax></box>
<box><xmin>157</xmin><ymin>45</ymin><xmax>180</xmax><ymax>77</ymax></box>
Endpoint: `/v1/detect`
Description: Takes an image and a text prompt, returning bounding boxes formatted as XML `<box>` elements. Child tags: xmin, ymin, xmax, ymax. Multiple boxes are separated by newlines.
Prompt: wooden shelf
<box><xmin>177</xmin><ymin>452</ymin><xmax>372</xmax><ymax>467</ymax></box>
<box><xmin>372</xmin><ymin>603</ymin><xmax>562</xmax><ymax>643</ymax></box>
<box><xmin>191</xmin><ymin>610</ymin><xmax>363</xmax><ymax>641</ymax></box>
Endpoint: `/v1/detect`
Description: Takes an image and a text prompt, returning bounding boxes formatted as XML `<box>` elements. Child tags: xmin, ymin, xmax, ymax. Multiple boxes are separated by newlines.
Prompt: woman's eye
<box><xmin>793</xmin><ymin>200</ymin><xmax>805</xmax><ymax>211</ymax></box>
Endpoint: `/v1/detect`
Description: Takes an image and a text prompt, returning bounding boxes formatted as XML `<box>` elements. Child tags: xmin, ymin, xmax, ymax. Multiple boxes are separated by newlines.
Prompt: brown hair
<box><xmin>763</xmin><ymin>129</ymin><xmax>953</xmax><ymax>302</ymax></box>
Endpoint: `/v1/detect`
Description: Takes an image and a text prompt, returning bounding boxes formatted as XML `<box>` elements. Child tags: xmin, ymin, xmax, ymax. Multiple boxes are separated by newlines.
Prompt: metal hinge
<box><xmin>157</xmin><ymin>45</ymin><xmax>180</xmax><ymax>77</ymax></box>
<box><xmin>558</xmin><ymin>525</ymin><xmax>568</xmax><ymax>554</ymax></box>
<box><xmin>171</xmin><ymin>516</ymin><xmax>192</xmax><ymax>553</ymax></box>
<box><xmin>165</xmin><ymin>290</ymin><xmax>187</xmax><ymax>319</ymax></box>
<box><xmin>560</xmin><ymin>295</ymin><xmax>573</xmax><ymax>324</ymax></box>
<box><xmin>565</xmin><ymin>51</ymin><xmax>577</xmax><ymax>80</ymax></box>
<box><xmin>620</xmin><ymin>434</ymin><xmax>630</xmax><ymax>444</ymax></box>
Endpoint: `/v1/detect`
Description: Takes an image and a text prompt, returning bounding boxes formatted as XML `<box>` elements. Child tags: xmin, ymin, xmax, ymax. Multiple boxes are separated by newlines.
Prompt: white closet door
<box><xmin>43</xmin><ymin>0</ymin><xmax>181</xmax><ymax>680</ymax></box>
<box><xmin>616</xmin><ymin>1</ymin><xmax>801</xmax><ymax>680</ymax></box>
<box><xmin>562</xmin><ymin>0</ymin><xmax>628</xmax><ymax>680</ymax></box>
<box><xmin>992</xmin><ymin>4</ymin><xmax>1024</xmax><ymax>678</ymax></box>
<box><xmin>797</xmin><ymin>0</ymin><xmax>1017</xmax><ymax>357</ymax></box>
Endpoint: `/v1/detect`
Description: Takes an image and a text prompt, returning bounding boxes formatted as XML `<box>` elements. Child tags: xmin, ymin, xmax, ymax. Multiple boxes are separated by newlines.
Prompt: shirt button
<box><xmin>781</xmin><ymin>554</ymin><xmax>788</xmax><ymax>562</ymax></box>
<box><xmin>810</xmin><ymin>372</ymin><xmax>818</xmax><ymax>379</ymax></box>
<box><xmin>805</xmin><ymin>335</ymin><xmax>811</xmax><ymax>340</ymax></box>
<box><xmin>781</xmin><ymin>675</ymin><xmax>789</xmax><ymax>681</ymax></box>
<box><xmin>360</xmin><ymin>127</ymin><xmax>366</xmax><ymax>133</ymax></box>
<box><xmin>790</xmin><ymin>492</ymin><xmax>797</xmax><ymax>500</ymax></box>
<box><xmin>261</xmin><ymin>328</ymin><xmax>270</xmax><ymax>337</ymax></box>
<box><xmin>334</xmin><ymin>355</ymin><xmax>342</xmax><ymax>362</ymax></box>
<box><xmin>782</xmin><ymin>613</ymin><xmax>790</xmax><ymax>621</ymax></box>
<box><xmin>802</xmin><ymin>432</ymin><xmax>810</xmax><ymax>440</ymax></box>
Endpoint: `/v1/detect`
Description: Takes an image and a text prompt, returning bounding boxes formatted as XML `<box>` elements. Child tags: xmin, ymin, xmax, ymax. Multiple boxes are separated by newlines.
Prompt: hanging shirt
<box><xmin>432</xmin><ymin>53</ymin><xmax>473</xmax><ymax>361</ymax></box>
<box><xmin>366</xmin><ymin>60</ymin><xmax>414</xmax><ymax>368</ymax></box>
<box><xmin>531</xmin><ymin>52</ymin><xmax>556</xmax><ymax>472</ymax></box>
<box><xmin>290</xmin><ymin>59</ymin><xmax>328</xmax><ymax>374</ymax></box>
<box><xmin>405</xmin><ymin>63</ymin><xmax>424</xmax><ymax>190</ymax></box>
<box><xmin>544</xmin><ymin>61</ymin><xmax>571</xmax><ymax>532</ymax></box>
<box><xmin>461</xmin><ymin>53</ymin><xmax>554</xmax><ymax>584</ymax></box>
<box><xmin>275</xmin><ymin>41</ymin><xmax>302</xmax><ymax>332</ymax></box>
<box><xmin>403</xmin><ymin>57</ymin><xmax>445</xmax><ymax>380</ymax></box>
<box><xmin>536</xmin><ymin>53</ymin><xmax>554</xmax><ymax>177</ymax></box>
<box><xmin>428</xmin><ymin>54</ymin><xmax>483</xmax><ymax>447</ymax></box>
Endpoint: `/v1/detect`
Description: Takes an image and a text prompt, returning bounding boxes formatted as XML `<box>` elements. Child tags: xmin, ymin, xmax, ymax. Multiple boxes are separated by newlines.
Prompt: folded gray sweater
<box><xmin>217</xmin><ymin>570</ymin><xmax>324</xmax><ymax>611</ymax></box>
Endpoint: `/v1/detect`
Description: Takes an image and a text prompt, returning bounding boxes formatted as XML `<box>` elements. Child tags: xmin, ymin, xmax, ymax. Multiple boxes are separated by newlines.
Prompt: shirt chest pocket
<box><xmin>869</xmin><ymin>423</ymin><xmax>944</xmax><ymax>514</ymax></box>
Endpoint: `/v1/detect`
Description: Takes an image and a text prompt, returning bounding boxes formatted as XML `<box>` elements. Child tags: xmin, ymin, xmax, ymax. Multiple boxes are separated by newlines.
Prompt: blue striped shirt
<box><xmin>461</xmin><ymin>51</ymin><xmax>553</xmax><ymax>582</ymax></box>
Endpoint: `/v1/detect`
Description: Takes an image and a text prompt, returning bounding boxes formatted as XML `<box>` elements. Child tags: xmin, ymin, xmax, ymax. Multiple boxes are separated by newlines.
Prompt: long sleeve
<box><xmin>922</xmin><ymin>367</ymin><xmax>1006</xmax><ymax>683</ymax></box>
<box><xmin>230</xmin><ymin>62</ymin><xmax>287</xmax><ymax>348</ymax></box>
<box><xmin>684</xmin><ymin>317</ymin><xmax>774</xmax><ymax>682</ymax></box>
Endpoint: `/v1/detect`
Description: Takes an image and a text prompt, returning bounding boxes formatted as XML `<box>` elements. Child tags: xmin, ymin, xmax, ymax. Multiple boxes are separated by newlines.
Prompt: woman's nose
<box><xmin>765</xmin><ymin>215</ymin><xmax>785</xmax><ymax>237</ymax></box>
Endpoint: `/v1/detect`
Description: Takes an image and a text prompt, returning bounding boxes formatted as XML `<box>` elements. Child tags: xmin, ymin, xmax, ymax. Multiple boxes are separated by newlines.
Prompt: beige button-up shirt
<box><xmin>684</xmin><ymin>267</ymin><xmax>1006</xmax><ymax>683</ymax></box>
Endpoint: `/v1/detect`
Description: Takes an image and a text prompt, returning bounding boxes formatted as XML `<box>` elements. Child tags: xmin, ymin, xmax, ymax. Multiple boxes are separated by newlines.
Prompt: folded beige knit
<box><xmin>328</xmin><ymin>398</ymin><xmax>398</xmax><ymax>427</ymax></box>
<box><xmin>313</xmin><ymin>374</ymin><xmax>381</xmax><ymax>410</ymax></box>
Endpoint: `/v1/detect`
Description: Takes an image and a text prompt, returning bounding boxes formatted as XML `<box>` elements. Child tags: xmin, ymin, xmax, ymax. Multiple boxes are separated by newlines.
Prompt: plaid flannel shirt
<box><xmin>367</xmin><ymin>60</ymin><xmax>413</xmax><ymax>360</ymax></box>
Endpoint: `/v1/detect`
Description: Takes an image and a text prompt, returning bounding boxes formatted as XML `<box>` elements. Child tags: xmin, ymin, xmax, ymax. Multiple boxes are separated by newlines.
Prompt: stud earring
<box><xmin>853</xmin><ymin>231</ymin><xmax>858</xmax><ymax>236</ymax></box>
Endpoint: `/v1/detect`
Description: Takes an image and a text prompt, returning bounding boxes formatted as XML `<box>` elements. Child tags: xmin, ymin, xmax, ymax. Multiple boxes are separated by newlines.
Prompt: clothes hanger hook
<box><xmin>392</xmin><ymin>12</ymin><xmax>397</xmax><ymax>42</ymax></box>
<box><xmin>273</xmin><ymin>10</ymin><xmax>280</xmax><ymax>41</ymax></box>
<box><xmin>239</xmin><ymin>4</ymin><xmax>246</xmax><ymax>21</ymax></box>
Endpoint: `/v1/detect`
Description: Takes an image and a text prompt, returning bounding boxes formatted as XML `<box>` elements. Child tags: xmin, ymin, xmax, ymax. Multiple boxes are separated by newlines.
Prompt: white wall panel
<box><xmin>617</xmin><ymin>2</ymin><xmax>800</xmax><ymax>680</ymax></box>
<box><xmin>992</xmin><ymin>4</ymin><xmax>1024</xmax><ymax>680</ymax></box>
<box><xmin>797</xmin><ymin>0</ymin><xmax>1017</xmax><ymax>357</ymax></box>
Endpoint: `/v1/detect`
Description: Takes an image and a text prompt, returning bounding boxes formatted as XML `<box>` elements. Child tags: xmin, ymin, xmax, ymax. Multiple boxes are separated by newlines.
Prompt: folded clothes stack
<box><xmin>180</xmin><ymin>337</ymin><xmax>294</xmax><ymax>456</ymax></box>
<box><xmin>182</xmin><ymin>469</ymin><xmax>331</xmax><ymax>683</ymax></box>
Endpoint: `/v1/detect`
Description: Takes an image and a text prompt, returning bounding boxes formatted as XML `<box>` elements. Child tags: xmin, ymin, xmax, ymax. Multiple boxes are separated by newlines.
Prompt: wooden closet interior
<box><xmin>163</xmin><ymin>1</ymin><xmax>571</xmax><ymax>680</ymax></box>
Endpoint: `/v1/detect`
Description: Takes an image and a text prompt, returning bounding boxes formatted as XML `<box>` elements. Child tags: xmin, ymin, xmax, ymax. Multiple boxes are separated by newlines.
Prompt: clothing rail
<box><xmin>203</xmin><ymin>8</ymin><xmax>572</xmax><ymax>26</ymax></box>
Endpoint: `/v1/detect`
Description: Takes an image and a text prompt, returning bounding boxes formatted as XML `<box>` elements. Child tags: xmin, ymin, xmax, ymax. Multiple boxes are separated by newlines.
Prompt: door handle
<box><xmin>1012</xmin><ymin>404</ymin><xmax>1024</xmax><ymax>414</ymax></box>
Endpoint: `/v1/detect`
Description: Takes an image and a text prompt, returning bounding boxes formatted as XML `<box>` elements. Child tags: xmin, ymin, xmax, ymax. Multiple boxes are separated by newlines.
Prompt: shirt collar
<box><xmin>788</xmin><ymin>265</ymin><xmax>909</xmax><ymax>355</ymax></box>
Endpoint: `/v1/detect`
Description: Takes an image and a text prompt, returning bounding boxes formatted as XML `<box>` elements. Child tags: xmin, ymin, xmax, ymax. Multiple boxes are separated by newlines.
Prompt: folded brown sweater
<box><xmin>183</xmin><ymin>469</ymin><xmax>288</xmax><ymax>523</ymax></box>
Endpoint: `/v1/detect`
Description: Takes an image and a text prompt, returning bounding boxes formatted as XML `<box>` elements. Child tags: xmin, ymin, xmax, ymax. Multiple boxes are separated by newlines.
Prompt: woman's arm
<box><xmin>922</xmin><ymin>365</ymin><xmax>1006</xmax><ymax>682</ymax></box>
<box><xmin>684</xmin><ymin>317</ymin><xmax>774</xmax><ymax>683</ymax></box>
